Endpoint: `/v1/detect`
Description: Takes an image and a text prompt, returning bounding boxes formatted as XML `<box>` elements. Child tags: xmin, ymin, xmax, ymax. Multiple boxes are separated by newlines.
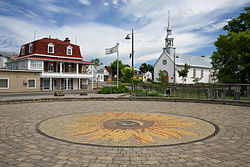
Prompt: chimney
<box><xmin>64</xmin><ymin>37</ymin><xmax>70</xmax><ymax>43</ymax></box>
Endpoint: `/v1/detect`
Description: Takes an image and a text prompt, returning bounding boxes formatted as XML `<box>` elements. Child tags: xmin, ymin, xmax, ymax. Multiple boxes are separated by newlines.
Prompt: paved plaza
<box><xmin>0</xmin><ymin>99</ymin><xmax>249</xmax><ymax>167</ymax></box>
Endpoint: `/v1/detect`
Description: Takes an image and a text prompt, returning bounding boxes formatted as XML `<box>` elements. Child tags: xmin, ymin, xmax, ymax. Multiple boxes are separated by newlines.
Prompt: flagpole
<box><xmin>116</xmin><ymin>43</ymin><xmax>119</xmax><ymax>88</ymax></box>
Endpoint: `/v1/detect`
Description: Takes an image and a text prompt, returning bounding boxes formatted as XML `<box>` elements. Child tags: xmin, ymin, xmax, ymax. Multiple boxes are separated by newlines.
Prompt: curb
<box><xmin>0</xmin><ymin>96</ymin><xmax>249</xmax><ymax>107</ymax></box>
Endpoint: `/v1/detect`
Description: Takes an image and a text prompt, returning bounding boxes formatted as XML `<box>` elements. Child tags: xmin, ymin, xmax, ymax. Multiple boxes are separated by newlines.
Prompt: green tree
<box><xmin>211</xmin><ymin>7</ymin><xmax>250</xmax><ymax>83</ymax></box>
<box><xmin>121</xmin><ymin>67</ymin><xmax>134</xmax><ymax>83</ymax></box>
<box><xmin>109</xmin><ymin>59</ymin><xmax>124</xmax><ymax>78</ymax></box>
<box><xmin>139</xmin><ymin>63</ymin><xmax>154</xmax><ymax>73</ymax></box>
<box><xmin>223</xmin><ymin>7</ymin><xmax>250</xmax><ymax>33</ymax></box>
<box><xmin>177</xmin><ymin>63</ymin><xmax>190</xmax><ymax>83</ymax></box>
<box><xmin>90</xmin><ymin>58</ymin><xmax>103</xmax><ymax>65</ymax></box>
<box><xmin>157</xmin><ymin>70</ymin><xmax>169</xmax><ymax>85</ymax></box>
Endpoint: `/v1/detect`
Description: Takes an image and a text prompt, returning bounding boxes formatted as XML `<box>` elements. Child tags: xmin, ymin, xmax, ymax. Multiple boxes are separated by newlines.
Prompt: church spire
<box><xmin>165</xmin><ymin>11</ymin><xmax>174</xmax><ymax>50</ymax></box>
<box><xmin>167</xmin><ymin>10</ymin><xmax>172</xmax><ymax>36</ymax></box>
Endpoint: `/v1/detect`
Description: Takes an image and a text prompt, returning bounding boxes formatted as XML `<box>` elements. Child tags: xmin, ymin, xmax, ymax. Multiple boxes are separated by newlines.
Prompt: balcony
<box><xmin>42</xmin><ymin>61</ymin><xmax>92</xmax><ymax>78</ymax></box>
<box><xmin>41</xmin><ymin>71</ymin><xmax>92</xmax><ymax>78</ymax></box>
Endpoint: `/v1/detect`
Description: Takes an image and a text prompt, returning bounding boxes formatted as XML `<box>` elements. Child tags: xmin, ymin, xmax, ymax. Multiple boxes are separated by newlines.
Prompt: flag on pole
<box><xmin>105</xmin><ymin>44</ymin><xmax>118</xmax><ymax>55</ymax></box>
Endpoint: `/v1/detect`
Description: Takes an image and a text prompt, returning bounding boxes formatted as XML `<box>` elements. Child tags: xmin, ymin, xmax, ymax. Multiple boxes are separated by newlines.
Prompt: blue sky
<box><xmin>0</xmin><ymin>0</ymin><xmax>248</xmax><ymax>67</ymax></box>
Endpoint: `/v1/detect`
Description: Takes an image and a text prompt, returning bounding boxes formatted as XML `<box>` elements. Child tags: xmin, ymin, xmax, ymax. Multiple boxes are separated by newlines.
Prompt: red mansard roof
<box><xmin>27</xmin><ymin>56</ymin><xmax>94</xmax><ymax>64</ymax></box>
<box><xmin>18</xmin><ymin>37</ymin><xmax>83</xmax><ymax>59</ymax></box>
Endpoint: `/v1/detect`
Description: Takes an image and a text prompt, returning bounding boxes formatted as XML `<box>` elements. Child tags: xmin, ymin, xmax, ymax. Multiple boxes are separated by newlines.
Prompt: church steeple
<box><xmin>165</xmin><ymin>11</ymin><xmax>174</xmax><ymax>51</ymax></box>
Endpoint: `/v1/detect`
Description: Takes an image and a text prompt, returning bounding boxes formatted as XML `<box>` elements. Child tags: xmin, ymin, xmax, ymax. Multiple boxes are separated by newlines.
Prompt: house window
<box><xmin>21</xmin><ymin>46</ymin><xmax>25</xmax><ymax>55</ymax></box>
<box><xmin>48</xmin><ymin>43</ymin><xmax>54</xmax><ymax>54</ymax></box>
<box><xmin>48</xmin><ymin>63</ymin><xmax>54</xmax><ymax>72</ymax></box>
<box><xmin>30</xmin><ymin>60</ymin><xmax>42</xmax><ymax>69</ymax></box>
<box><xmin>67</xmin><ymin>45</ymin><xmax>72</xmax><ymax>55</ymax></box>
<box><xmin>27</xmin><ymin>79</ymin><xmax>36</xmax><ymax>89</ymax></box>
<box><xmin>0</xmin><ymin>78</ymin><xmax>9</xmax><ymax>89</ymax></box>
<box><xmin>29</xmin><ymin>44</ymin><xmax>33</xmax><ymax>53</ymax></box>
<box><xmin>193</xmin><ymin>69</ymin><xmax>196</xmax><ymax>78</ymax></box>
<box><xmin>201</xmin><ymin>69</ymin><xmax>204</xmax><ymax>78</ymax></box>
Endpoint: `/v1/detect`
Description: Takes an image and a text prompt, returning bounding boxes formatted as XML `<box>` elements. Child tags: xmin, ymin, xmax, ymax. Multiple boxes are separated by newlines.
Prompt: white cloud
<box><xmin>113</xmin><ymin>0</ymin><xmax>119</xmax><ymax>5</ymax></box>
<box><xmin>0</xmin><ymin>0</ymin><xmax>248</xmax><ymax>67</ymax></box>
<box><xmin>79</xmin><ymin>0</ymin><xmax>90</xmax><ymax>5</ymax></box>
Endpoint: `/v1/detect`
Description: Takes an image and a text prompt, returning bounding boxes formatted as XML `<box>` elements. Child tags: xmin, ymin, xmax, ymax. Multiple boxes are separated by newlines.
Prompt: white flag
<box><xmin>105</xmin><ymin>44</ymin><xmax>118</xmax><ymax>55</ymax></box>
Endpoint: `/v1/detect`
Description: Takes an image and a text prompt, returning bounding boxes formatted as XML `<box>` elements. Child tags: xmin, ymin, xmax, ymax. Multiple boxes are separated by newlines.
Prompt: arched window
<box><xmin>67</xmin><ymin>45</ymin><xmax>73</xmax><ymax>55</ymax></box>
<box><xmin>193</xmin><ymin>69</ymin><xmax>196</xmax><ymax>78</ymax></box>
<box><xmin>48</xmin><ymin>43</ymin><xmax>54</xmax><ymax>54</ymax></box>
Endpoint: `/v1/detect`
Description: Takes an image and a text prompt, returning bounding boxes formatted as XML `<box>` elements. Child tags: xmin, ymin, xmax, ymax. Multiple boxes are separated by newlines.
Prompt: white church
<box><xmin>154</xmin><ymin>14</ymin><xmax>214</xmax><ymax>84</ymax></box>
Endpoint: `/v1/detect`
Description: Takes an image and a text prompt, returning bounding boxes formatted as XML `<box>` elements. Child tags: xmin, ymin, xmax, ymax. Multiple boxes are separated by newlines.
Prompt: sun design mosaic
<box><xmin>38</xmin><ymin>112</ymin><xmax>217</xmax><ymax>146</ymax></box>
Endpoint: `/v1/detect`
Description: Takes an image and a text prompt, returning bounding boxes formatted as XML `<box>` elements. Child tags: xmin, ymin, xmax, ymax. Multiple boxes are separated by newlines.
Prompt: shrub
<box><xmin>144</xmin><ymin>90</ymin><xmax>162</xmax><ymax>96</ymax></box>
<box><xmin>97</xmin><ymin>86</ymin><xmax>129</xmax><ymax>94</ymax></box>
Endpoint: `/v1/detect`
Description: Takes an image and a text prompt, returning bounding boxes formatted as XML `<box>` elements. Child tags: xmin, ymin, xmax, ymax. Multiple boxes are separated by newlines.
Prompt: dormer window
<box><xmin>29</xmin><ymin>43</ymin><xmax>33</xmax><ymax>53</ymax></box>
<box><xmin>21</xmin><ymin>46</ymin><xmax>25</xmax><ymax>55</ymax></box>
<box><xmin>48</xmin><ymin>43</ymin><xmax>54</xmax><ymax>54</ymax></box>
<box><xmin>67</xmin><ymin>45</ymin><xmax>72</xmax><ymax>55</ymax></box>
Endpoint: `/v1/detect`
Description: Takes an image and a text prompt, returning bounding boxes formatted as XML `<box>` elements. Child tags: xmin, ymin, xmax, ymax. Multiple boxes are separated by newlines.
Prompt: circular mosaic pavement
<box><xmin>37</xmin><ymin>112</ymin><xmax>218</xmax><ymax>147</ymax></box>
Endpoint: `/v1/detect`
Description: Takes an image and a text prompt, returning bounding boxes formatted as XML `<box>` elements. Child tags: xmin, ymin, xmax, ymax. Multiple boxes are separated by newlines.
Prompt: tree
<box><xmin>109</xmin><ymin>59</ymin><xmax>124</xmax><ymax>79</ymax></box>
<box><xmin>211</xmin><ymin>7</ymin><xmax>250</xmax><ymax>83</ymax></box>
<box><xmin>121</xmin><ymin>67</ymin><xmax>134</xmax><ymax>83</ymax></box>
<box><xmin>177</xmin><ymin>63</ymin><xmax>190</xmax><ymax>83</ymax></box>
<box><xmin>223</xmin><ymin>7</ymin><xmax>250</xmax><ymax>33</ymax></box>
<box><xmin>157</xmin><ymin>70</ymin><xmax>168</xmax><ymax>85</ymax></box>
<box><xmin>139</xmin><ymin>63</ymin><xmax>153</xmax><ymax>73</ymax></box>
<box><xmin>90</xmin><ymin>58</ymin><xmax>103</xmax><ymax>65</ymax></box>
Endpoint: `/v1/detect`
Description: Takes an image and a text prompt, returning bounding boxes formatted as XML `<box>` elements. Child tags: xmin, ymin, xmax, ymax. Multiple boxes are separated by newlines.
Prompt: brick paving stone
<box><xmin>0</xmin><ymin>100</ymin><xmax>249</xmax><ymax>166</ymax></box>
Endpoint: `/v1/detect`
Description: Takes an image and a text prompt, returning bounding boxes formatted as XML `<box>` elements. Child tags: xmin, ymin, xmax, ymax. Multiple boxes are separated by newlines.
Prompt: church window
<box><xmin>162</xmin><ymin>59</ymin><xmax>167</xmax><ymax>65</ymax></box>
<box><xmin>193</xmin><ymin>69</ymin><xmax>196</xmax><ymax>78</ymax></box>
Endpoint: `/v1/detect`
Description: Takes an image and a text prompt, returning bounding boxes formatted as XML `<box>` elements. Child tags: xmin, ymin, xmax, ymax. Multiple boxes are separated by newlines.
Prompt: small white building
<box><xmin>0</xmin><ymin>52</ymin><xmax>16</xmax><ymax>69</ymax></box>
<box><xmin>154</xmin><ymin>14</ymin><xmax>214</xmax><ymax>84</ymax></box>
<box><xmin>96</xmin><ymin>65</ymin><xmax>109</xmax><ymax>82</ymax></box>
<box><xmin>143</xmin><ymin>71</ymin><xmax>152</xmax><ymax>82</ymax></box>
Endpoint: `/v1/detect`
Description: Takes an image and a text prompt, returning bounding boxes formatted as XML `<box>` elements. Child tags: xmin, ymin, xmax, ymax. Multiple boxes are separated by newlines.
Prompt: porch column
<box><xmin>49</xmin><ymin>78</ymin><xmax>52</xmax><ymax>91</ymax></box>
<box><xmin>60</xmin><ymin>62</ymin><xmax>62</xmax><ymax>74</ymax></box>
<box><xmin>78</xmin><ymin>78</ymin><xmax>81</xmax><ymax>90</ymax></box>
<box><xmin>91</xmin><ymin>65</ymin><xmax>94</xmax><ymax>89</ymax></box>
<box><xmin>27</xmin><ymin>60</ymin><xmax>31</xmax><ymax>70</ymax></box>
<box><xmin>66</xmin><ymin>78</ymin><xmax>69</xmax><ymax>90</ymax></box>
<box><xmin>76</xmin><ymin>64</ymin><xmax>79</xmax><ymax>75</ymax></box>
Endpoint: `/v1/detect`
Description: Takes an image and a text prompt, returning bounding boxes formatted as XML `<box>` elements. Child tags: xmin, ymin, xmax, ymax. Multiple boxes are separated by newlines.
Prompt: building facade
<box><xmin>154</xmin><ymin>14</ymin><xmax>214</xmax><ymax>84</ymax></box>
<box><xmin>0</xmin><ymin>69</ymin><xmax>41</xmax><ymax>92</ymax></box>
<box><xmin>6</xmin><ymin>37</ymin><xmax>95</xmax><ymax>90</ymax></box>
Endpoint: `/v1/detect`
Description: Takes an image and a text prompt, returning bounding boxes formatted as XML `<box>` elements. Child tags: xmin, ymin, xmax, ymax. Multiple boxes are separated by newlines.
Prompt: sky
<box><xmin>0</xmin><ymin>0</ymin><xmax>249</xmax><ymax>67</ymax></box>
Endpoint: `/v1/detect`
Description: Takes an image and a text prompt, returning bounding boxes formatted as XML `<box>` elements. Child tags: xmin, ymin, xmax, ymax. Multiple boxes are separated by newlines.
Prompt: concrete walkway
<box><xmin>0</xmin><ymin>94</ymin><xmax>249</xmax><ymax>167</ymax></box>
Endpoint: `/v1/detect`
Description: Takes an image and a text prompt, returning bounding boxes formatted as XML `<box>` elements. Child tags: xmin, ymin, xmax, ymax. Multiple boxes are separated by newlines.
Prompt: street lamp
<box><xmin>125</xmin><ymin>29</ymin><xmax>135</xmax><ymax>90</ymax></box>
<box><xmin>125</xmin><ymin>29</ymin><xmax>134</xmax><ymax>69</ymax></box>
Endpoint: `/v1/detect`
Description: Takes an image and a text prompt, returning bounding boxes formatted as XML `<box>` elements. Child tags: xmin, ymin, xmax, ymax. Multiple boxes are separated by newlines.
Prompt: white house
<box><xmin>96</xmin><ymin>65</ymin><xmax>109</xmax><ymax>82</ymax></box>
<box><xmin>154</xmin><ymin>14</ymin><xmax>214</xmax><ymax>84</ymax></box>
<box><xmin>0</xmin><ymin>52</ymin><xmax>16</xmax><ymax>69</ymax></box>
<box><xmin>143</xmin><ymin>71</ymin><xmax>152</xmax><ymax>82</ymax></box>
